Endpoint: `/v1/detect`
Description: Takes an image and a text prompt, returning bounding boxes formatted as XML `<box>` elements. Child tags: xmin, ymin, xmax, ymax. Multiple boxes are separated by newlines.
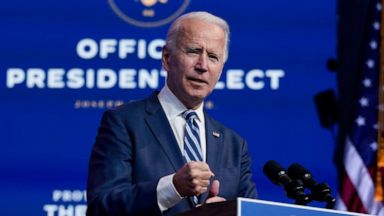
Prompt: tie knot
<box><xmin>182</xmin><ymin>110</ymin><xmax>197</xmax><ymax>121</ymax></box>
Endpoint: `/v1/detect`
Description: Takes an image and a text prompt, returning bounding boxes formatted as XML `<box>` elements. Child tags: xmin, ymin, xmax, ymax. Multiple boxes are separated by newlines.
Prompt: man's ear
<box><xmin>162</xmin><ymin>45</ymin><xmax>170</xmax><ymax>71</ymax></box>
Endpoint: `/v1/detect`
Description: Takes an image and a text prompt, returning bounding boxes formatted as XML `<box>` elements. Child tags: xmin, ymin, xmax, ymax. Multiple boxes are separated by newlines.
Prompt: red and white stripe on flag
<box><xmin>336</xmin><ymin>0</ymin><xmax>384</xmax><ymax>215</ymax></box>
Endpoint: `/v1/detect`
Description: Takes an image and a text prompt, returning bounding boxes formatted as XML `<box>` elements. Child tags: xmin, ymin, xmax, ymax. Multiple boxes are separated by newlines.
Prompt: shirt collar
<box><xmin>158</xmin><ymin>84</ymin><xmax>204</xmax><ymax>122</ymax></box>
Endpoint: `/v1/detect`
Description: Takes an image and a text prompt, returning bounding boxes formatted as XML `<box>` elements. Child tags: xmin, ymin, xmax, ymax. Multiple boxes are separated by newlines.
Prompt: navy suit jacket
<box><xmin>87</xmin><ymin>92</ymin><xmax>257</xmax><ymax>216</ymax></box>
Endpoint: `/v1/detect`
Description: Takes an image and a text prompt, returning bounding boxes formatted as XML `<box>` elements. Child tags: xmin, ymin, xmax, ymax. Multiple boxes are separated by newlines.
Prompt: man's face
<box><xmin>162</xmin><ymin>19</ymin><xmax>226</xmax><ymax>109</ymax></box>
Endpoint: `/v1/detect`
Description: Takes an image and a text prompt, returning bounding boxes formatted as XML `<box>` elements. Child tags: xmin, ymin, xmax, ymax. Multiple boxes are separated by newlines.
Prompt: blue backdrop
<box><xmin>0</xmin><ymin>1</ymin><xmax>337</xmax><ymax>215</ymax></box>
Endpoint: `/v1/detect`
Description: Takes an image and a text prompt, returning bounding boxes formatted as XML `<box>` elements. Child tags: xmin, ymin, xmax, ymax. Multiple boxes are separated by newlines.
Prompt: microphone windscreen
<box><xmin>287</xmin><ymin>163</ymin><xmax>308</xmax><ymax>179</ymax></box>
<box><xmin>263</xmin><ymin>160</ymin><xmax>287</xmax><ymax>185</ymax></box>
<box><xmin>287</xmin><ymin>163</ymin><xmax>316</xmax><ymax>188</ymax></box>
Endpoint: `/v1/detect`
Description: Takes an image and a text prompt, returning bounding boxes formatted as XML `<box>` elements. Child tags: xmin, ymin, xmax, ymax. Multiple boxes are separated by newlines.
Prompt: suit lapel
<box><xmin>200</xmin><ymin>112</ymin><xmax>223</xmax><ymax>202</ymax></box>
<box><xmin>205</xmin><ymin>113</ymin><xmax>222</xmax><ymax>173</ymax></box>
<box><xmin>144</xmin><ymin>93</ymin><xmax>184</xmax><ymax>171</ymax></box>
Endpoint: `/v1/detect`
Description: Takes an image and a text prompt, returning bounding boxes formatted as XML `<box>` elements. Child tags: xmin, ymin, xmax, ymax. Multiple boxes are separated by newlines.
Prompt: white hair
<box><xmin>165</xmin><ymin>11</ymin><xmax>230</xmax><ymax>62</ymax></box>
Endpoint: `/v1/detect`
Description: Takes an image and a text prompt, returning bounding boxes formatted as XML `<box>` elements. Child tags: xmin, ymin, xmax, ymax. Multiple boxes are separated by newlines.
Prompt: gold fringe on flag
<box><xmin>375</xmin><ymin>0</ymin><xmax>384</xmax><ymax>201</ymax></box>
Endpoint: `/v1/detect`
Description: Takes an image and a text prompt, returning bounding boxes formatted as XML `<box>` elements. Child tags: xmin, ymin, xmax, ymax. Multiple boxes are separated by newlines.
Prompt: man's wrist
<box><xmin>157</xmin><ymin>173</ymin><xmax>183</xmax><ymax>211</ymax></box>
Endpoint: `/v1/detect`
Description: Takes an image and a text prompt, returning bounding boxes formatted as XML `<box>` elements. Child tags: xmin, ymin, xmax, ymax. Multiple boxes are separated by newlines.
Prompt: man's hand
<box><xmin>173</xmin><ymin>161</ymin><xmax>214</xmax><ymax>197</ymax></box>
<box><xmin>205</xmin><ymin>180</ymin><xmax>226</xmax><ymax>203</ymax></box>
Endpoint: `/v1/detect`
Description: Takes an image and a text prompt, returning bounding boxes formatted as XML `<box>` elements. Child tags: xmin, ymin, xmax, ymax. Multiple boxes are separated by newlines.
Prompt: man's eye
<box><xmin>208</xmin><ymin>54</ymin><xmax>219</xmax><ymax>61</ymax></box>
<box><xmin>186</xmin><ymin>48</ymin><xmax>199</xmax><ymax>54</ymax></box>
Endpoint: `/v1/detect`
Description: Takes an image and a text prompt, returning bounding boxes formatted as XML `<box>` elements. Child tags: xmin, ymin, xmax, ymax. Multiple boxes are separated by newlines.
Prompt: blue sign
<box><xmin>238</xmin><ymin>198</ymin><xmax>372</xmax><ymax>216</ymax></box>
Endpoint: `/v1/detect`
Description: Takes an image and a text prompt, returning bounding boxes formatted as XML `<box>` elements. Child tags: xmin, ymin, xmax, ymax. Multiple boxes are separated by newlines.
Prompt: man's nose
<box><xmin>195</xmin><ymin>54</ymin><xmax>208</xmax><ymax>73</ymax></box>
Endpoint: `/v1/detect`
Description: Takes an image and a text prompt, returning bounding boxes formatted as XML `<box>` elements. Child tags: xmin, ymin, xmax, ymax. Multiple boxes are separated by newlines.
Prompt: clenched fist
<box><xmin>173</xmin><ymin>161</ymin><xmax>214</xmax><ymax>197</ymax></box>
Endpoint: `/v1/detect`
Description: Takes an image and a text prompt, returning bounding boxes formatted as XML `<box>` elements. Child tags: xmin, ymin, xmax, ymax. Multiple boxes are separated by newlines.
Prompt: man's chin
<box><xmin>181</xmin><ymin>93</ymin><xmax>206</xmax><ymax>108</ymax></box>
<box><xmin>187</xmin><ymin>91</ymin><xmax>208</xmax><ymax>101</ymax></box>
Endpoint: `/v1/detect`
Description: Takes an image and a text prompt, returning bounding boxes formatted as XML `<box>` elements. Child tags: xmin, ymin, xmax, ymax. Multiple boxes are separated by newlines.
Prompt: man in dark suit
<box><xmin>87</xmin><ymin>11</ymin><xmax>257</xmax><ymax>216</ymax></box>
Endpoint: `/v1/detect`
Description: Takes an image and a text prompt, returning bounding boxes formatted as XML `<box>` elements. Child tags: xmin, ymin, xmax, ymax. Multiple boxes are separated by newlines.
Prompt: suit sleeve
<box><xmin>238</xmin><ymin>139</ymin><xmax>258</xmax><ymax>199</ymax></box>
<box><xmin>86</xmin><ymin>109</ymin><xmax>162</xmax><ymax>216</ymax></box>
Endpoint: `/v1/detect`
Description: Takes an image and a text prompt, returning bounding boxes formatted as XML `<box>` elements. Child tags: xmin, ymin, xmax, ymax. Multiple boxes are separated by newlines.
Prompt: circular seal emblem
<box><xmin>108</xmin><ymin>0</ymin><xmax>190</xmax><ymax>28</ymax></box>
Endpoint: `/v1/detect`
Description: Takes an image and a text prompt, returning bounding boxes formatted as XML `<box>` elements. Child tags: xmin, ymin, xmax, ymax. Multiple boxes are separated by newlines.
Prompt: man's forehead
<box><xmin>178</xmin><ymin>39</ymin><xmax>225</xmax><ymax>56</ymax></box>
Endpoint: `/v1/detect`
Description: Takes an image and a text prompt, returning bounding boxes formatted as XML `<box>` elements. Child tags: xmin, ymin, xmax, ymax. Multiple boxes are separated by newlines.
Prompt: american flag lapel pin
<box><xmin>212</xmin><ymin>131</ymin><xmax>220</xmax><ymax>138</ymax></box>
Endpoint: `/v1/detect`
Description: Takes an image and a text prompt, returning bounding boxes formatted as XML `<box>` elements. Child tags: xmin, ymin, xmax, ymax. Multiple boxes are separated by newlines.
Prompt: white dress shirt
<box><xmin>156</xmin><ymin>84</ymin><xmax>207</xmax><ymax>211</ymax></box>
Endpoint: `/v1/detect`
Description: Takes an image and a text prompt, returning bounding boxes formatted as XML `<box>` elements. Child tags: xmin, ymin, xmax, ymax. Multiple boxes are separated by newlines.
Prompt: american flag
<box><xmin>335</xmin><ymin>0</ymin><xmax>384</xmax><ymax>214</ymax></box>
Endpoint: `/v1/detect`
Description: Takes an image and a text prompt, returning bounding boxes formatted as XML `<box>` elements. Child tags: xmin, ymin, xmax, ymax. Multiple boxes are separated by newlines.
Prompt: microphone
<box><xmin>263</xmin><ymin>160</ymin><xmax>311</xmax><ymax>205</ymax></box>
<box><xmin>287</xmin><ymin>163</ymin><xmax>336</xmax><ymax>209</ymax></box>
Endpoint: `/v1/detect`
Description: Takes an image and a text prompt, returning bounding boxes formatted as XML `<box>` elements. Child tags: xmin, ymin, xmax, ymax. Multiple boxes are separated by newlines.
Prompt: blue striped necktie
<box><xmin>182</xmin><ymin>110</ymin><xmax>203</xmax><ymax>162</ymax></box>
<box><xmin>182</xmin><ymin>110</ymin><xmax>202</xmax><ymax>205</ymax></box>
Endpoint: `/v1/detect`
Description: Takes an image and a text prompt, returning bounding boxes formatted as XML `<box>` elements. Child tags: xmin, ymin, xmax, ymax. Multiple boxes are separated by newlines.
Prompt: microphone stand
<box><xmin>309</xmin><ymin>182</ymin><xmax>336</xmax><ymax>209</ymax></box>
<box><xmin>284</xmin><ymin>180</ymin><xmax>312</xmax><ymax>205</ymax></box>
